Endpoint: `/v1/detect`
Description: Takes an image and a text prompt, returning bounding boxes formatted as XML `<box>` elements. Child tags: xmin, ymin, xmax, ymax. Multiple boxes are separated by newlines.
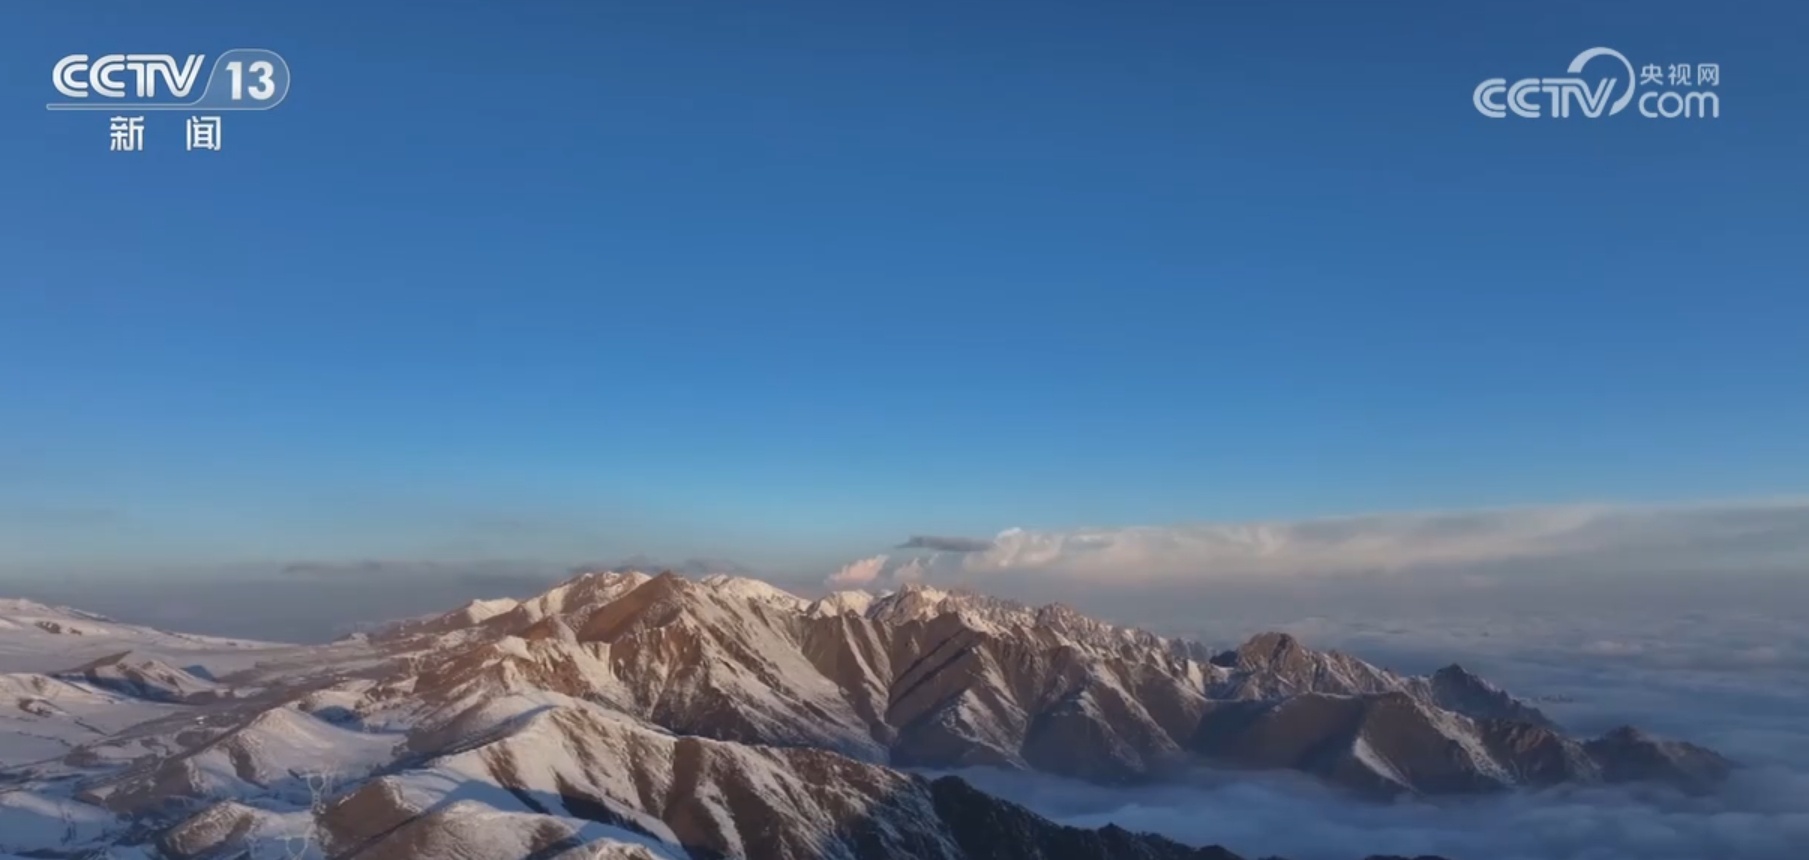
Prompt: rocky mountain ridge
<box><xmin>0</xmin><ymin>571</ymin><xmax>1729</xmax><ymax>859</ymax></box>
<box><xmin>374</xmin><ymin>571</ymin><xmax>1728</xmax><ymax>795</ymax></box>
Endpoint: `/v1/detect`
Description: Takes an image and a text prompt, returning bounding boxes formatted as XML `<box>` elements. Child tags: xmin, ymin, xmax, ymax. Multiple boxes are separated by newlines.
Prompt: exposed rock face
<box><xmin>927</xmin><ymin>775</ymin><xmax>1245</xmax><ymax>860</ymax></box>
<box><xmin>55</xmin><ymin>650</ymin><xmax>224</xmax><ymax>704</ymax></box>
<box><xmin>368</xmin><ymin>572</ymin><xmax>1726</xmax><ymax>798</ymax></box>
<box><xmin>1190</xmin><ymin>690</ymin><xmax>1728</xmax><ymax>799</ymax></box>
<box><xmin>1584</xmin><ymin>726</ymin><xmax>1732</xmax><ymax>792</ymax></box>
<box><xmin>1209</xmin><ymin>632</ymin><xmax>1403</xmax><ymax>700</ymax></box>
<box><xmin>0</xmin><ymin>572</ymin><xmax>1717</xmax><ymax>860</ymax></box>
<box><xmin>1424</xmin><ymin>664</ymin><xmax>1559</xmax><ymax>730</ymax></box>
<box><xmin>153</xmin><ymin>696</ymin><xmax>1289</xmax><ymax>860</ymax></box>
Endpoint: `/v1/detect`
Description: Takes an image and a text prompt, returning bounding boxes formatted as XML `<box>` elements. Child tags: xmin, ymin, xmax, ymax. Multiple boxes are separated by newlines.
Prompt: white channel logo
<box><xmin>48</xmin><ymin>49</ymin><xmax>290</xmax><ymax>112</ymax></box>
<box><xmin>1474</xmin><ymin>47</ymin><xmax>1720</xmax><ymax>119</ymax></box>
<box><xmin>54</xmin><ymin>54</ymin><xmax>206</xmax><ymax>100</ymax></box>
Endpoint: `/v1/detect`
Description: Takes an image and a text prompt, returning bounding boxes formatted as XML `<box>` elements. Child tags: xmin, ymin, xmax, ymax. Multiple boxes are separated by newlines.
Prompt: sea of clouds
<box><xmin>953</xmin><ymin>761</ymin><xmax>1809</xmax><ymax>860</ymax></box>
<box><xmin>936</xmin><ymin>570</ymin><xmax>1809</xmax><ymax>859</ymax></box>
<box><xmin>853</xmin><ymin>502</ymin><xmax>1809</xmax><ymax>860</ymax></box>
<box><xmin>945</xmin><ymin>644</ymin><xmax>1809</xmax><ymax>860</ymax></box>
<box><xmin>6</xmin><ymin>500</ymin><xmax>1806</xmax><ymax>858</ymax></box>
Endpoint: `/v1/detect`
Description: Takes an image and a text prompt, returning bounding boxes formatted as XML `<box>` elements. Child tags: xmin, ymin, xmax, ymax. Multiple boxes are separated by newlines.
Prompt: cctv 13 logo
<box><xmin>49</xmin><ymin>49</ymin><xmax>290</xmax><ymax>111</ymax></box>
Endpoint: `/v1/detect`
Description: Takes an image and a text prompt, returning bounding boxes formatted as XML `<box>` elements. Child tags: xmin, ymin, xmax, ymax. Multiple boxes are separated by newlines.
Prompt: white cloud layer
<box><xmin>7</xmin><ymin>498</ymin><xmax>1806</xmax><ymax>858</ymax></box>
<box><xmin>952</xmin><ymin>764</ymin><xmax>1809</xmax><ymax>860</ymax></box>
<box><xmin>826</xmin><ymin>555</ymin><xmax>891</xmax><ymax>588</ymax></box>
<box><xmin>936</xmin><ymin>585</ymin><xmax>1809</xmax><ymax>860</ymax></box>
<box><xmin>864</xmin><ymin>501</ymin><xmax>1809</xmax><ymax>860</ymax></box>
<box><xmin>828</xmin><ymin>499</ymin><xmax>1809</xmax><ymax>588</ymax></box>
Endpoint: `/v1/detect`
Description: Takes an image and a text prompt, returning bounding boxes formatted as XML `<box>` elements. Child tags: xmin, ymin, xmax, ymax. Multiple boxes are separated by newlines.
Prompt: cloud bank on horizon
<box><xmin>828</xmin><ymin>499</ymin><xmax>1809</xmax><ymax>589</ymax></box>
<box><xmin>942</xmin><ymin>588</ymin><xmax>1809</xmax><ymax>860</ymax></box>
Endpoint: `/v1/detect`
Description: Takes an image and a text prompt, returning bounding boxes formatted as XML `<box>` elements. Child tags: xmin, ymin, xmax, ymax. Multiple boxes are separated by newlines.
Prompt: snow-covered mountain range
<box><xmin>0</xmin><ymin>574</ymin><xmax>1727</xmax><ymax>860</ymax></box>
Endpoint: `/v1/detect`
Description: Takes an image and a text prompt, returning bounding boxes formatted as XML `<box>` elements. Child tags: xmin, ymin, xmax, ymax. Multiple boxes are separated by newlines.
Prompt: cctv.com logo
<box><xmin>1474</xmin><ymin>47</ymin><xmax>1721</xmax><ymax>119</ymax></box>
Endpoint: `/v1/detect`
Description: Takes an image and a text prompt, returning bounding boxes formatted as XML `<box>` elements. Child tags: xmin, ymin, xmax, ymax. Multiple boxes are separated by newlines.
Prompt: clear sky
<box><xmin>2</xmin><ymin>0</ymin><xmax>1805</xmax><ymax>575</ymax></box>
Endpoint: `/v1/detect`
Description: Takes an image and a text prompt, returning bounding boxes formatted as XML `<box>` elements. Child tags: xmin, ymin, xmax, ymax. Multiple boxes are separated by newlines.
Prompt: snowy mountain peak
<box><xmin>864</xmin><ymin>583</ymin><xmax>958</xmax><ymax>623</ymax></box>
<box><xmin>807</xmin><ymin>590</ymin><xmax>876</xmax><ymax>617</ymax></box>
<box><xmin>697</xmin><ymin>573</ymin><xmax>808</xmax><ymax>609</ymax></box>
<box><xmin>1235</xmin><ymin>631</ymin><xmax>1307</xmax><ymax>664</ymax></box>
<box><xmin>457</xmin><ymin>597</ymin><xmax>522</xmax><ymax>624</ymax></box>
<box><xmin>0</xmin><ymin>574</ymin><xmax>1730</xmax><ymax>860</ymax></box>
<box><xmin>1427</xmin><ymin>662</ymin><xmax>1558</xmax><ymax>730</ymax></box>
<box><xmin>0</xmin><ymin>599</ymin><xmax>117</xmax><ymax>636</ymax></box>
<box><xmin>0</xmin><ymin>598</ymin><xmax>87</xmax><ymax>618</ymax></box>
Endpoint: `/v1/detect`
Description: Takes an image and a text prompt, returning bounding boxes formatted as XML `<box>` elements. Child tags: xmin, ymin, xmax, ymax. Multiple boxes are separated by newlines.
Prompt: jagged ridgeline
<box><xmin>0</xmin><ymin>574</ymin><xmax>1726</xmax><ymax>860</ymax></box>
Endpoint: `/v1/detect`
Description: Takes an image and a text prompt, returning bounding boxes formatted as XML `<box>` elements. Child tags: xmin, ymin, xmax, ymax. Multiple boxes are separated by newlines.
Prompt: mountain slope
<box><xmin>370</xmin><ymin>572</ymin><xmax>1720</xmax><ymax>797</ymax></box>
<box><xmin>0</xmin><ymin>572</ymin><xmax>1726</xmax><ymax>860</ymax></box>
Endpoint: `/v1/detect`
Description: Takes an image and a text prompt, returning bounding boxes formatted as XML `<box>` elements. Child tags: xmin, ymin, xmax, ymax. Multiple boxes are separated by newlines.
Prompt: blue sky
<box><xmin>2</xmin><ymin>0</ymin><xmax>1805</xmax><ymax>575</ymax></box>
